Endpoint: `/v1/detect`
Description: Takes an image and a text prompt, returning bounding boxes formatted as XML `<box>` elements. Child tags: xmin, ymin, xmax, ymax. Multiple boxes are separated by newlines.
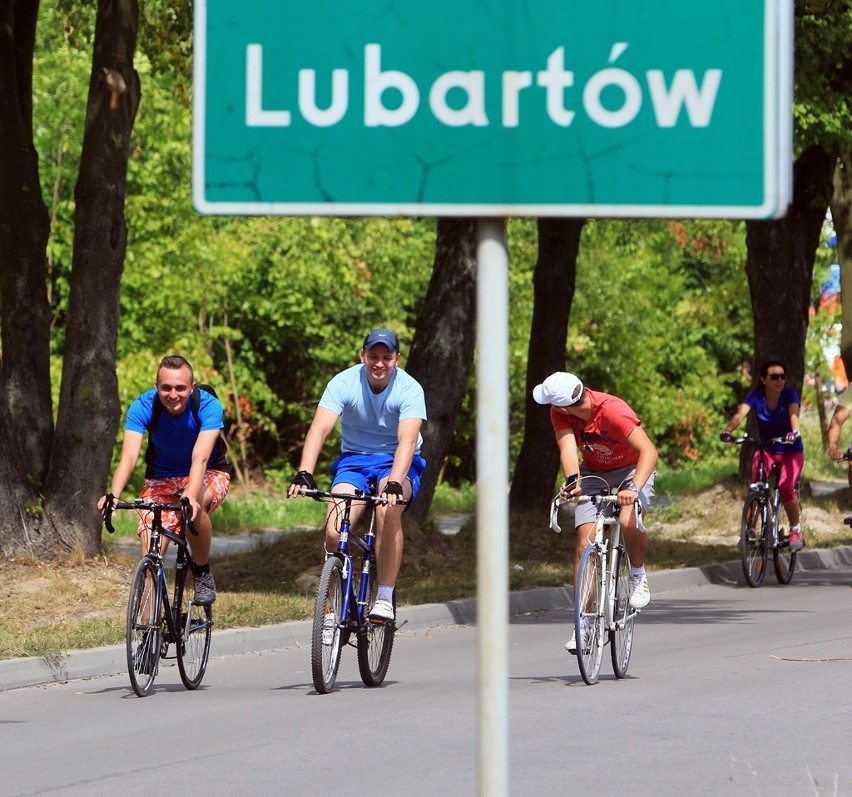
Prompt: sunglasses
<box><xmin>767</xmin><ymin>373</ymin><xmax>786</xmax><ymax>381</ymax></box>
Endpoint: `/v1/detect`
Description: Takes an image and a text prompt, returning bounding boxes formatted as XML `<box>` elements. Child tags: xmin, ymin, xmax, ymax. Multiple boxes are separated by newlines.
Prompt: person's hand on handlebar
<box><xmin>828</xmin><ymin>443</ymin><xmax>847</xmax><ymax>461</ymax></box>
<box><xmin>784</xmin><ymin>430</ymin><xmax>800</xmax><ymax>443</ymax></box>
<box><xmin>558</xmin><ymin>473</ymin><xmax>580</xmax><ymax>499</ymax></box>
<box><xmin>288</xmin><ymin>470</ymin><xmax>317</xmax><ymax>497</ymax></box>
<box><xmin>617</xmin><ymin>481</ymin><xmax>640</xmax><ymax>507</ymax></box>
<box><xmin>719</xmin><ymin>431</ymin><xmax>734</xmax><ymax>443</ymax></box>
<box><xmin>380</xmin><ymin>480</ymin><xmax>404</xmax><ymax>506</ymax></box>
<box><xmin>97</xmin><ymin>492</ymin><xmax>117</xmax><ymax>514</ymax></box>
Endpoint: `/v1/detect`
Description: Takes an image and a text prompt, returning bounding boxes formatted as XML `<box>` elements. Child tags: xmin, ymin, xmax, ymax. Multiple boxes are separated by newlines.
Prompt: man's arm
<box><xmin>288</xmin><ymin>407</ymin><xmax>340</xmax><ymax>496</ymax></box>
<box><xmin>554</xmin><ymin>427</ymin><xmax>581</xmax><ymax>496</ymax></box>
<box><xmin>827</xmin><ymin>405</ymin><xmax>851</xmax><ymax>459</ymax></box>
<box><xmin>381</xmin><ymin>416</ymin><xmax>422</xmax><ymax>504</ymax></box>
<box><xmin>625</xmin><ymin>425</ymin><xmax>658</xmax><ymax>490</ymax></box>
<box><xmin>98</xmin><ymin>431</ymin><xmax>144</xmax><ymax>510</ymax></box>
<box><xmin>186</xmin><ymin>429</ymin><xmax>220</xmax><ymax>517</ymax></box>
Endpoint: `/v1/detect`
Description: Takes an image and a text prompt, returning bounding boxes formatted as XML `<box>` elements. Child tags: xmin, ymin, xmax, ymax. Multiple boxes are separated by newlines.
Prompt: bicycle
<box><xmin>549</xmin><ymin>476</ymin><xmax>640</xmax><ymax>686</ymax></box>
<box><xmin>300</xmin><ymin>484</ymin><xmax>404</xmax><ymax>694</ymax></box>
<box><xmin>728</xmin><ymin>435</ymin><xmax>798</xmax><ymax>587</ymax></box>
<box><xmin>102</xmin><ymin>494</ymin><xmax>213</xmax><ymax>697</ymax></box>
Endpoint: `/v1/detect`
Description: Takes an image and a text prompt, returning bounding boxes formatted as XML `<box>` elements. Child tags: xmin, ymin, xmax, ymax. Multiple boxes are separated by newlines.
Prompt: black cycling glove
<box><xmin>381</xmin><ymin>480</ymin><xmax>404</xmax><ymax>500</ymax></box>
<box><xmin>291</xmin><ymin>470</ymin><xmax>317</xmax><ymax>491</ymax></box>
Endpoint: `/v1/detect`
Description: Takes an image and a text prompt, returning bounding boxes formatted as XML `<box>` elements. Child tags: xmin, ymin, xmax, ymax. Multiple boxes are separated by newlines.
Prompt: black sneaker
<box><xmin>193</xmin><ymin>571</ymin><xmax>217</xmax><ymax>605</ymax></box>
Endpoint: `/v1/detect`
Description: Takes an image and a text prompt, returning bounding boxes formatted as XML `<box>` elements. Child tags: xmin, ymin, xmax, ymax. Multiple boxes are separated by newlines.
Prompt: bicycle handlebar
<box><xmin>297</xmin><ymin>487</ymin><xmax>408</xmax><ymax>506</ymax></box>
<box><xmin>725</xmin><ymin>434</ymin><xmax>791</xmax><ymax>446</ymax></box>
<box><xmin>100</xmin><ymin>493</ymin><xmax>197</xmax><ymax>536</ymax></box>
<box><xmin>548</xmin><ymin>493</ymin><xmax>618</xmax><ymax>534</ymax></box>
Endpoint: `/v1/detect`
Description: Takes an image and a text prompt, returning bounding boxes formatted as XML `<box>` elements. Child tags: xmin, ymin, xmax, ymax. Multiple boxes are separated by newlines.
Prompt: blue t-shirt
<box><xmin>743</xmin><ymin>385</ymin><xmax>804</xmax><ymax>455</ymax></box>
<box><xmin>319</xmin><ymin>365</ymin><xmax>427</xmax><ymax>455</ymax></box>
<box><xmin>126</xmin><ymin>388</ymin><xmax>225</xmax><ymax>478</ymax></box>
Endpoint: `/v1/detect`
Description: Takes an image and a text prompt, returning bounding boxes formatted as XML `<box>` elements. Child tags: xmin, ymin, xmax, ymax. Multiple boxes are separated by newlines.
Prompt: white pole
<box><xmin>476</xmin><ymin>218</ymin><xmax>509</xmax><ymax>797</ymax></box>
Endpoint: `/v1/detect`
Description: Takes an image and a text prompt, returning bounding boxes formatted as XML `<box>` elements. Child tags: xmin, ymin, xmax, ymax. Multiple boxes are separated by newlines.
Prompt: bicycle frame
<box><xmin>587</xmin><ymin>495</ymin><xmax>637</xmax><ymax>637</ymax></box>
<box><xmin>331</xmin><ymin>493</ymin><xmax>378</xmax><ymax>631</ymax></box>
<box><xmin>143</xmin><ymin>507</ymin><xmax>192</xmax><ymax>655</ymax></box>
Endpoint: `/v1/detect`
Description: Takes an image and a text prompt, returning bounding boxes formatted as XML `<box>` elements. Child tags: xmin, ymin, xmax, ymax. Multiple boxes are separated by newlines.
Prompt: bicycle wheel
<box><xmin>126</xmin><ymin>558</ymin><xmax>162</xmax><ymax>697</ymax></box>
<box><xmin>357</xmin><ymin>576</ymin><xmax>395</xmax><ymax>687</ymax></box>
<box><xmin>772</xmin><ymin>503</ymin><xmax>797</xmax><ymax>585</ymax></box>
<box><xmin>610</xmin><ymin>545</ymin><xmax>634</xmax><ymax>679</ymax></box>
<box><xmin>740</xmin><ymin>493</ymin><xmax>768</xmax><ymax>588</ymax></box>
<box><xmin>574</xmin><ymin>544</ymin><xmax>604</xmax><ymax>685</ymax></box>
<box><xmin>176</xmin><ymin>567</ymin><xmax>213</xmax><ymax>690</ymax></box>
<box><xmin>311</xmin><ymin>556</ymin><xmax>345</xmax><ymax>694</ymax></box>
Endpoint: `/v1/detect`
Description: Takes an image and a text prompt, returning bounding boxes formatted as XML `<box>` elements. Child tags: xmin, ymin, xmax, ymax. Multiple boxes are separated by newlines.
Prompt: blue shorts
<box><xmin>330</xmin><ymin>452</ymin><xmax>427</xmax><ymax>501</ymax></box>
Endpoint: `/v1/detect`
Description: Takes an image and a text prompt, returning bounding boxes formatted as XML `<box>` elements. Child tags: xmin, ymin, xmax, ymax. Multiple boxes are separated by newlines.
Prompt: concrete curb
<box><xmin>3</xmin><ymin>546</ymin><xmax>850</xmax><ymax>692</ymax></box>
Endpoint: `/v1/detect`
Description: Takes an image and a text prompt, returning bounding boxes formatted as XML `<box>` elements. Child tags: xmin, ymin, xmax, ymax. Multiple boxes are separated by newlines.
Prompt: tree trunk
<box><xmin>740</xmin><ymin>144</ymin><xmax>836</xmax><ymax>480</ymax></box>
<box><xmin>40</xmin><ymin>0</ymin><xmax>141</xmax><ymax>556</ymax></box>
<box><xmin>0</xmin><ymin>0</ymin><xmax>56</xmax><ymax>555</ymax></box>
<box><xmin>509</xmin><ymin>218</ymin><xmax>585</xmax><ymax>514</ymax></box>
<box><xmin>832</xmin><ymin>151</ymin><xmax>852</xmax><ymax>376</ymax></box>
<box><xmin>405</xmin><ymin>219</ymin><xmax>478</xmax><ymax>523</ymax></box>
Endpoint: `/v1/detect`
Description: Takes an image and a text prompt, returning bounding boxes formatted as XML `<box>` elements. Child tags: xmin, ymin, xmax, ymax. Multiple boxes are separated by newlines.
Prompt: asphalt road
<box><xmin>1</xmin><ymin>548</ymin><xmax>851</xmax><ymax>796</ymax></box>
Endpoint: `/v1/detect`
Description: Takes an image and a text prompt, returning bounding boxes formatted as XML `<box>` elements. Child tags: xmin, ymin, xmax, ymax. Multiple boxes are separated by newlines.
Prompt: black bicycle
<box><xmin>728</xmin><ymin>436</ymin><xmax>798</xmax><ymax>587</ymax></box>
<box><xmin>102</xmin><ymin>495</ymin><xmax>213</xmax><ymax>697</ymax></box>
<box><xmin>300</xmin><ymin>485</ymin><xmax>403</xmax><ymax>694</ymax></box>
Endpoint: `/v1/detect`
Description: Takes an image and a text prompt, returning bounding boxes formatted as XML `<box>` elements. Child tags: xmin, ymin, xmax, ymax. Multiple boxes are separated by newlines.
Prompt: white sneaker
<box><xmin>788</xmin><ymin>526</ymin><xmax>804</xmax><ymax>551</ymax></box>
<box><xmin>565</xmin><ymin>620</ymin><xmax>591</xmax><ymax>654</ymax></box>
<box><xmin>369</xmin><ymin>598</ymin><xmax>395</xmax><ymax>623</ymax></box>
<box><xmin>629</xmin><ymin>574</ymin><xmax>651</xmax><ymax>609</ymax></box>
<box><xmin>321</xmin><ymin>612</ymin><xmax>336</xmax><ymax>645</ymax></box>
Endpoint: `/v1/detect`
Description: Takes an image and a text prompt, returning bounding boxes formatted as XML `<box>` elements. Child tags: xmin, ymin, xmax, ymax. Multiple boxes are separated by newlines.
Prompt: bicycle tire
<box><xmin>311</xmin><ymin>556</ymin><xmax>345</xmax><ymax>694</ymax></box>
<box><xmin>740</xmin><ymin>493</ymin><xmax>768</xmax><ymax>588</ymax></box>
<box><xmin>126</xmin><ymin>557</ymin><xmax>162</xmax><ymax>697</ymax></box>
<box><xmin>357</xmin><ymin>577</ymin><xmax>395</xmax><ymax>687</ymax></box>
<box><xmin>772</xmin><ymin>501</ymin><xmax>797</xmax><ymax>585</ymax></box>
<box><xmin>610</xmin><ymin>545</ymin><xmax>634</xmax><ymax>679</ymax></box>
<box><xmin>574</xmin><ymin>544</ymin><xmax>604</xmax><ymax>685</ymax></box>
<box><xmin>176</xmin><ymin>567</ymin><xmax>213</xmax><ymax>690</ymax></box>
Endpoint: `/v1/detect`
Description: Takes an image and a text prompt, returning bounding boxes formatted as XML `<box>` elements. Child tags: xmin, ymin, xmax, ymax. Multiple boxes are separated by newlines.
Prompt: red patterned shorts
<box><xmin>137</xmin><ymin>470</ymin><xmax>231</xmax><ymax>536</ymax></box>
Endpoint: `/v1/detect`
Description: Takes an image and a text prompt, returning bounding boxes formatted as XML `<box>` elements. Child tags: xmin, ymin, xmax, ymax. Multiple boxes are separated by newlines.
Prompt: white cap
<box><xmin>532</xmin><ymin>372</ymin><xmax>585</xmax><ymax>407</ymax></box>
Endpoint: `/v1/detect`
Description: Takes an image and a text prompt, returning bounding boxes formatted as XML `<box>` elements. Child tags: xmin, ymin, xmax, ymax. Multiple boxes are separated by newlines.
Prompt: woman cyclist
<box><xmin>719</xmin><ymin>359</ymin><xmax>804</xmax><ymax>550</ymax></box>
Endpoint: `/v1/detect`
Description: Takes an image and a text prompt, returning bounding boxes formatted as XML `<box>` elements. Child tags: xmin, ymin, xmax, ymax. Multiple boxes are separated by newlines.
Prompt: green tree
<box><xmin>0</xmin><ymin>0</ymin><xmax>140</xmax><ymax>558</ymax></box>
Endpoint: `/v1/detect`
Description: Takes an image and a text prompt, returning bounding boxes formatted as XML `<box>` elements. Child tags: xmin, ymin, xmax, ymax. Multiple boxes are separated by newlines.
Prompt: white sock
<box><xmin>629</xmin><ymin>566</ymin><xmax>646</xmax><ymax>578</ymax></box>
<box><xmin>377</xmin><ymin>585</ymin><xmax>394</xmax><ymax>602</ymax></box>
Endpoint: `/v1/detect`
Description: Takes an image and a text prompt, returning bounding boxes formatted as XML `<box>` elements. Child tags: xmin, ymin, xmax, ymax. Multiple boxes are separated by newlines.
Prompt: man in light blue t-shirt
<box><xmin>288</xmin><ymin>328</ymin><xmax>427</xmax><ymax>623</ymax></box>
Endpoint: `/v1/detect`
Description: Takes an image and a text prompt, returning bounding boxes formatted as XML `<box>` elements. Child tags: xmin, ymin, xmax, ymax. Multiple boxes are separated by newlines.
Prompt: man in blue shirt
<box><xmin>289</xmin><ymin>328</ymin><xmax>427</xmax><ymax>623</ymax></box>
<box><xmin>98</xmin><ymin>355</ymin><xmax>230</xmax><ymax>604</ymax></box>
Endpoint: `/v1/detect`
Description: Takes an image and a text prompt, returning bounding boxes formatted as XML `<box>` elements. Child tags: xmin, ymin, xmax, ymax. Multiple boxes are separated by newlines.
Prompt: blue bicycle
<box><xmin>301</xmin><ymin>485</ymin><xmax>403</xmax><ymax>694</ymax></box>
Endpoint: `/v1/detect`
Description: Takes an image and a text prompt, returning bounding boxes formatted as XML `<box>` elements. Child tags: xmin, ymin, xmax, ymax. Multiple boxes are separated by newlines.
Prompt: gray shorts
<box><xmin>573</xmin><ymin>465</ymin><xmax>656</xmax><ymax>527</ymax></box>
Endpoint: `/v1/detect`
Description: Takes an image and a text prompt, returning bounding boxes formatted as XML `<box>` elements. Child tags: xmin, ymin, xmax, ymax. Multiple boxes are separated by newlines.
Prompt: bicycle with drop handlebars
<box><xmin>549</xmin><ymin>475</ymin><xmax>640</xmax><ymax>686</ymax></box>
<box><xmin>101</xmin><ymin>494</ymin><xmax>213</xmax><ymax>697</ymax></box>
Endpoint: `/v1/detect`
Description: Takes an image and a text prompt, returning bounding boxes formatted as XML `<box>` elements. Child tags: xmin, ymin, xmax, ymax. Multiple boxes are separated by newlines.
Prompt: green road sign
<box><xmin>194</xmin><ymin>1</ymin><xmax>792</xmax><ymax>218</ymax></box>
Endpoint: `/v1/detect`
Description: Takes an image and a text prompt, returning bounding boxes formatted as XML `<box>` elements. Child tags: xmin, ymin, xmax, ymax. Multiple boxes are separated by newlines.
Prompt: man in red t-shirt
<box><xmin>533</xmin><ymin>372</ymin><xmax>658</xmax><ymax>653</ymax></box>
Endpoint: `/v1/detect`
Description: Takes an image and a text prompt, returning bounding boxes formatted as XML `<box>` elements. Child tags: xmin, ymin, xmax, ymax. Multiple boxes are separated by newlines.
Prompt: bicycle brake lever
<box><xmin>102</xmin><ymin>493</ymin><xmax>115</xmax><ymax>534</ymax></box>
<box><xmin>549</xmin><ymin>496</ymin><xmax>566</xmax><ymax>533</ymax></box>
